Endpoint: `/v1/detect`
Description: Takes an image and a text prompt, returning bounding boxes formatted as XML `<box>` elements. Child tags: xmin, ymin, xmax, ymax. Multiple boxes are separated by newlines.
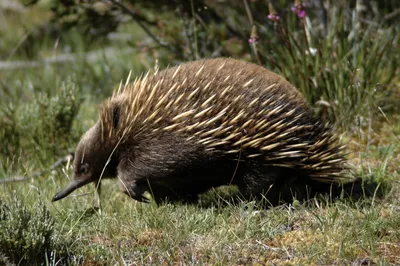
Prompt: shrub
<box><xmin>0</xmin><ymin>193</ymin><xmax>70</xmax><ymax>265</ymax></box>
<box><xmin>27</xmin><ymin>0</ymin><xmax>399</xmax><ymax>129</ymax></box>
<box><xmin>260</xmin><ymin>2</ymin><xmax>398</xmax><ymax>127</ymax></box>
<box><xmin>0</xmin><ymin>77</ymin><xmax>83</xmax><ymax>169</ymax></box>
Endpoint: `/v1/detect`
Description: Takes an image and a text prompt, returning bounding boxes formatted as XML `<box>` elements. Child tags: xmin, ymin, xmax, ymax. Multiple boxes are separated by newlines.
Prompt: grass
<box><xmin>2</xmin><ymin>172</ymin><xmax>400</xmax><ymax>265</ymax></box>
<box><xmin>1</xmin><ymin>1</ymin><xmax>399</xmax><ymax>265</ymax></box>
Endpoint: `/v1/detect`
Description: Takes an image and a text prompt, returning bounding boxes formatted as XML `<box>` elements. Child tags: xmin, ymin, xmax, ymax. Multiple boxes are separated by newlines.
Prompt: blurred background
<box><xmin>0</xmin><ymin>0</ymin><xmax>399</xmax><ymax>169</ymax></box>
<box><xmin>0</xmin><ymin>0</ymin><xmax>399</xmax><ymax>264</ymax></box>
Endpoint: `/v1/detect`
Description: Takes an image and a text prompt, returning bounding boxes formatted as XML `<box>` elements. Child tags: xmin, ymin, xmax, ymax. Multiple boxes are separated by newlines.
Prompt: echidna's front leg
<box><xmin>118</xmin><ymin>177</ymin><xmax>149</xmax><ymax>202</ymax></box>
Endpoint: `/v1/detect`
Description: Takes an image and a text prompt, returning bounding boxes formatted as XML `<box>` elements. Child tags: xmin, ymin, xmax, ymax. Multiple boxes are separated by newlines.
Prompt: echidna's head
<box><xmin>52</xmin><ymin>122</ymin><xmax>117</xmax><ymax>202</ymax></box>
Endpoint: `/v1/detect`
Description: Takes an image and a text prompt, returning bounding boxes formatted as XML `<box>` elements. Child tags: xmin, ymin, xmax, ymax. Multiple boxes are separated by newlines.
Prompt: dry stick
<box><xmin>311</xmin><ymin>0</ymin><xmax>327</xmax><ymax>36</ymax></box>
<box><xmin>384</xmin><ymin>8</ymin><xmax>400</xmax><ymax>21</ymax></box>
<box><xmin>243</xmin><ymin>0</ymin><xmax>253</xmax><ymax>25</ymax></box>
<box><xmin>243</xmin><ymin>0</ymin><xmax>263</xmax><ymax>65</ymax></box>
<box><xmin>7</xmin><ymin>30</ymin><xmax>32</xmax><ymax>61</ymax></box>
<box><xmin>378</xmin><ymin>106</ymin><xmax>400</xmax><ymax>143</ymax></box>
<box><xmin>182</xmin><ymin>13</ymin><xmax>197</xmax><ymax>61</ymax></box>
<box><xmin>0</xmin><ymin>47</ymin><xmax>134</xmax><ymax>70</ymax></box>
<box><xmin>109</xmin><ymin>0</ymin><xmax>183</xmax><ymax>58</ymax></box>
<box><xmin>190</xmin><ymin>0</ymin><xmax>199</xmax><ymax>60</ymax></box>
<box><xmin>206</xmin><ymin>4</ymin><xmax>247</xmax><ymax>41</ymax></box>
<box><xmin>0</xmin><ymin>153</ymin><xmax>74</xmax><ymax>184</ymax></box>
<box><xmin>255</xmin><ymin>240</ymin><xmax>281</xmax><ymax>251</ymax></box>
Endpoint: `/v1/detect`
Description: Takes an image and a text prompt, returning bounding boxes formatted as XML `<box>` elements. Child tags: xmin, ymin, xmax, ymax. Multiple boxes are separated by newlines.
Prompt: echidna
<box><xmin>52</xmin><ymin>58</ymin><xmax>350</xmax><ymax>205</ymax></box>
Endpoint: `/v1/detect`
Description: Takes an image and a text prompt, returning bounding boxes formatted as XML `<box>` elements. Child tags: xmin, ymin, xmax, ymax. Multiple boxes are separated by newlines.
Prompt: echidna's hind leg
<box><xmin>146</xmin><ymin>183</ymin><xmax>201</xmax><ymax>205</ymax></box>
<box><xmin>236</xmin><ymin>165</ymin><xmax>305</xmax><ymax>206</ymax></box>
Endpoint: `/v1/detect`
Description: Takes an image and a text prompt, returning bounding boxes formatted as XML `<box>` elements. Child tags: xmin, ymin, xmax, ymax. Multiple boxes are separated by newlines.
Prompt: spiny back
<box><xmin>100</xmin><ymin>58</ymin><xmax>347</xmax><ymax>181</ymax></box>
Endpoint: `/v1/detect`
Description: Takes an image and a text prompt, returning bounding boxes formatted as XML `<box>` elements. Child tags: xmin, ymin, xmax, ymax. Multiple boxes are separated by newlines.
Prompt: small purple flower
<box><xmin>249</xmin><ymin>36</ymin><xmax>258</xmax><ymax>44</ymax></box>
<box><xmin>249</xmin><ymin>25</ymin><xmax>259</xmax><ymax>44</ymax></box>
<box><xmin>267</xmin><ymin>14</ymin><xmax>280</xmax><ymax>22</ymax></box>
<box><xmin>292</xmin><ymin>2</ymin><xmax>306</xmax><ymax>19</ymax></box>
<box><xmin>297</xmin><ymin>10</ymin><xmax>306</xmax><ymax>18</ymax></box>
<box><xmin>267</xmin><ymin>2</ymin><xmax>281</xmax><ymax>23</ymax></box>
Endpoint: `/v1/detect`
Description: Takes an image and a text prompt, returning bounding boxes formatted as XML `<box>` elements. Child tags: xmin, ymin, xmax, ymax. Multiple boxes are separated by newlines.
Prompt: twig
<box><xmin>378</xmin><ymin>106</ymin><xmax>400</xmax><ymax>142</ymax></box>
<box><xmin>1</xmin><ymin>153</ymin><xmax>74</xmax><ymax>184</ymax></box>
<box><xmin>7</xmin><ymin>31</ymin><xmax>32</xmax><ymax>61</ymax></box>
<box><xmin>109</xmin><ymin>0</ymin><xmax>183</xmax><ymax>58</ymax></box>
<box><xmin>0</xmin><ymin>0</ymin><xmax>26</xmax><ymax>13</ymax></box>
<box><xmin>384</xmin><ymin>8</ymin><xmax>400</xmax><ymax>21</ymax></box>
<box><xmin>182</xmin><ymin>12</ymin><xmax>196</xmax><ymax>61</ymax></box>
<box><xmin>206</xmin><ymin>5</ymin><xmax>247</xmax><ymax>41</ymax></box>
<box><xmin>255</xmin><ymin>240</ymin><xmax>281</xmax><ymax>251</ymax></box>
<box><xmin>190</xmin><ymin>0</ymin><xmax>199</xmax><ymax>59</ymax></box>
<box><xmin>0</xmin><ymin>47</ymin><xmax>133</xmax><ymax>70</ymax></box>
<box><xmin>243</xmin><ymin>0</ymin><xmax>254</xmax><ymax>25</ymax></box>
<box><xmin>243</xmin><ymin>0</ymin><xmax>263</xmax><ymax>65</ymax></box>
<box><xmin>311</xmin><ymin>0</ymin><xmax>327</xmax><ymax>36</ymax></box>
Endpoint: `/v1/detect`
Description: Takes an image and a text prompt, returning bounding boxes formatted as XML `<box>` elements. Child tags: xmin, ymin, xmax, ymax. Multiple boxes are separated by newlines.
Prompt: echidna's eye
<box><xmin>79</xmin><ymin>163</ymin><xmax>89</xmax><ymax>174</ymax></box>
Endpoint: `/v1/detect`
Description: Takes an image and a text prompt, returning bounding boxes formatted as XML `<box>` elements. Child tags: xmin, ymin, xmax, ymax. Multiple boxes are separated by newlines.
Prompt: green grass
<box><xmin>2</xmin><ymin>163</ymin><xmax>400</xmax><ymax>265</ymax></box>
<box><xmin>1</xmin><ymin>1</ymin><xmax>399</xmax><ymax>265</ymax></box>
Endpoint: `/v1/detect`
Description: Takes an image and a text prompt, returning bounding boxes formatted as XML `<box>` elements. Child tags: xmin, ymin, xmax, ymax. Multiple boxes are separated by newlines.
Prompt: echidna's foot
<box><xmin>153</xmin><ymin>195</ymin><xmax>198</xmax><ymax>205</ymax></box>
<box><xmin>150</xmin><ymin>186</ymin><xmax>200</xmax><ymax>205</ymax></box>
<box><xmin>119</xmin><ymin>181</ymin><xmax>150</xmax><ymax>203</ymax></box>
<box><xmin>237</xmin><ymin>183</ymin><xmax>282</xmax><ymax>206</ymax></box>
<box><xmin>131</xmin><ymin>181</ymin><xmax>200</xmax><ymax>205</ymax></box>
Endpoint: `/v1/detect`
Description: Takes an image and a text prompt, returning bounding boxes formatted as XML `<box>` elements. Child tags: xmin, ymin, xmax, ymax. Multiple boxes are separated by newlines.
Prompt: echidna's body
<box><xmin>53</xmin><ymin>58</ymin><xmax>348</xmax><ymax>204</ymax></box>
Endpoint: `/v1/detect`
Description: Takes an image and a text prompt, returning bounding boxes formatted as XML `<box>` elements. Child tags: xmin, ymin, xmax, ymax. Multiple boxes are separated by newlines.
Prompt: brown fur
<box><xmin>53</xmin><ymin>58</ymin><xmax>349</xmax><ymax>205</ymax></box>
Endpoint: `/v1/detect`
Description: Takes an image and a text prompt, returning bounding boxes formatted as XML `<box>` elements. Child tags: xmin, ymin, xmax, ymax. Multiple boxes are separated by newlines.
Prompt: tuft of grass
<box><xmin>260</xmin><ymin>4</ymin><xmax>399</xmax><ymax>128</ymax></box>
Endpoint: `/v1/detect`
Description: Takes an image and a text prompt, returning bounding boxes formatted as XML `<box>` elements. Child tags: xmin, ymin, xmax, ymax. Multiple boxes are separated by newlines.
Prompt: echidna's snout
<box><xmin>52</xmin><ymin>178</ymin><xmax>92</xmax><ymax>202</ymax></box>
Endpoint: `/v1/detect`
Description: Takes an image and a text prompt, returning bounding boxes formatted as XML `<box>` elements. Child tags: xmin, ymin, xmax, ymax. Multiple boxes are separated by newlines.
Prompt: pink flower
<box><xmin>291</xmin><ymin>3</ymin><xmax>306</xmax><ymax>19</ymax></box>
<box><xmin>267</xmin><ymin>14</ymin><xmax>280</xmax><ymax>22</ymax></box>
<box><xmin>297</xmin><ymin>10</ymin><xmax>306</xmax><ymax>18</ymax></box>
<box><xmin>249</xmin><ymin>36</ymin><xmax>258</xmax><ymax>44</ymax></box>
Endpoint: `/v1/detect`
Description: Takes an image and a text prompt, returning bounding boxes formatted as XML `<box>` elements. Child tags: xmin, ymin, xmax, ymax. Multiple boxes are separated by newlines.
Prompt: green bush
<box><xmin>0</xmin><ymin>77</ymin><xmax>83</xmax><ymax>168</ymax></box>
<box><xmin>0</xmin><ymin>194</ymin><xmax>70</xmax><ymax>265</ymax></box>
<box><xmin>29</xmin><ymin>0</ymin><xmax>399</xmax><ymax>130</ymax></box>
<box><xmin>260</xmin><ymin>4</ymin><xmax>398</xmax><ymax>127</ymax></box>
<box><xmin>0</xmin><ymin>252</ymin><xmax>12</xmax><ymax>266</ymax></box>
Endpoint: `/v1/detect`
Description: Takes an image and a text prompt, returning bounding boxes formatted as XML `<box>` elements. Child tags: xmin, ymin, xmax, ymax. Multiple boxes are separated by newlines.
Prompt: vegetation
<box><xmin>0</xmin><ymin>0</ymin><xmax>399</xmax><ymax>264</ymax></box>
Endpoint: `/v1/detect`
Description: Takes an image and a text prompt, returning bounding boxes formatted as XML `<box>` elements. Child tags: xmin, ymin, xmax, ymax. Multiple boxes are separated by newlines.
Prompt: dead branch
<box><xmin>0</xmin><ymin>47</ymin><xmax>133</xmax><ymax>70</ymax></box>
<box><xmin>384</xmin><ymin>8</ymin><xmax>400</xmax><ymax>21</ymax></box>
<box><xmin>0</xmin><ymin>153</ymin><xmax>74</xmax><ymax>184</ymax></box>
<box><xmin>109</xmin><ymin>0</ymin><xmax>183</xmax><ymax>58</ymax></box>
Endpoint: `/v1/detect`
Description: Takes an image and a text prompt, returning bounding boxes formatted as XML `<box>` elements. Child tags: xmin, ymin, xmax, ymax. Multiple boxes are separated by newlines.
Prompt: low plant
<box><xmin>257</xmin><ymin>1</ymin><xmax>398</xmax><ymax>127</ymax></box>
<box><xmin>0</xmin><ymin>77</ymin><xmax>83</xmax><ymax>170</ymax></box>
<box><xmin>0</xmin><ymin>193</ymin><xmax>71</xmax><ymax>265</ymax></box>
